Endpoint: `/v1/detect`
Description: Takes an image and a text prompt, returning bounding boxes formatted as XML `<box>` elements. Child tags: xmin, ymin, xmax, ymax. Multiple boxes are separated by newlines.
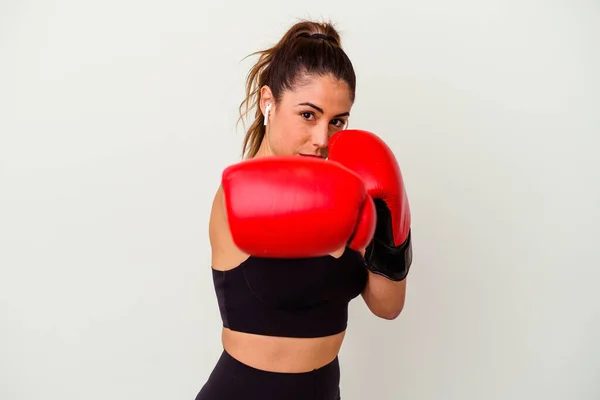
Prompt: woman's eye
<box><xmin>331</xmin><ymin>119</ymin><xmax>346</xmax><ymax>128</ymax></box>
<box><xmin>301</xmin><ymin>113</ymin><xmax>346</xmax><ymax>128</ymax></box>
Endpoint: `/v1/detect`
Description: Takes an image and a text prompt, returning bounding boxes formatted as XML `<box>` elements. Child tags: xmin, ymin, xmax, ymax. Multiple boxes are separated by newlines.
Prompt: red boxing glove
<box><xmin>328</xmin><ymin>129</ymin><xmax>412</xmax><ymax>281</ymax></box>
<box><xmin>222</xmin><ymin>156</ymin><xmax>376</xmax><ymax>258</ymax></box>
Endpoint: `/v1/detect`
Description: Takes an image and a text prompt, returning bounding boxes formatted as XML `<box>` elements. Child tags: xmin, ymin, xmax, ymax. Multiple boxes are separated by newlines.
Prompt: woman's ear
<box><xmin>259</xmin><ymin>85</ymin><xmax>274</xmax><ymax>115</ymax></box>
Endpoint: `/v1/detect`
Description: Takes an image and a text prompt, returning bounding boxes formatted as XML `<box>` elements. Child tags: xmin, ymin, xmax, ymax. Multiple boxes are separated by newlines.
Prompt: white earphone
<box><xmin>263</xmin><ymin>103</ymin><xmax>272</xmax><ymax>126</ymax></box>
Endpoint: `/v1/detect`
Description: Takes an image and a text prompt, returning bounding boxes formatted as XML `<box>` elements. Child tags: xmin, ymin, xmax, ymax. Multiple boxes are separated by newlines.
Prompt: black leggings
<box><xmin>195</xmin><ymin>350</ymin><xmax>341</xmax><ymax>400</ymax></box>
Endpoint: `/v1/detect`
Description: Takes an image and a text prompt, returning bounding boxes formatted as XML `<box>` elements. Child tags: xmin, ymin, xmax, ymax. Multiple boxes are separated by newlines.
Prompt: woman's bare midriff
<box><xmin>222</xmin><ymin>328</ymin><xmax>346</xmax><ymax>373</ymax></box>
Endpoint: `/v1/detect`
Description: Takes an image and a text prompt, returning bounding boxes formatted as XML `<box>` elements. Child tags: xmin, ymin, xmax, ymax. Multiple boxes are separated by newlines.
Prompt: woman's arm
<box><xmin>361</xmin><ymin>272</ymin><xmax>406</xmax><ymax>320</ymax></box>
<box><xmin>359</xmin><ymin>248</ymin><xmax>407</xmax><ymax>320</ymax></box>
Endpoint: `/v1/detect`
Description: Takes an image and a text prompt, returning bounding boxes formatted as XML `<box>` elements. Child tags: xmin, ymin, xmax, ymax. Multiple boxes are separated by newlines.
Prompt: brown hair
<box><xmin>238</xmin><ymin>20</ymin><xmax>357</xmax><ymax>158</ymax></box>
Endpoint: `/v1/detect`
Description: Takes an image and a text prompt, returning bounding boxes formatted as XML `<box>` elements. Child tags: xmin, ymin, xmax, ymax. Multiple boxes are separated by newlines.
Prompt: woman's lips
<box><xmin>299</xmin><ymin>154</ymin><xmax>324</xmax><ymax>158</ymax></box>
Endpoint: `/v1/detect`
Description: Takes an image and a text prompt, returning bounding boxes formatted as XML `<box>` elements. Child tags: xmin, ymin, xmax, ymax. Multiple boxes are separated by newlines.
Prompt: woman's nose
<box><xmin>311</xmin><ymin>126</ymin><xmax>329</xmax><ymax>149</ymax></box>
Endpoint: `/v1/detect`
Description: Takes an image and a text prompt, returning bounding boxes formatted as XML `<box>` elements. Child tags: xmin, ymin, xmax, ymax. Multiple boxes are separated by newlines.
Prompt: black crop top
<box><xmin>212</xmin><ymin>248</ymin><xmax>368</xmax><ymax>338</ymax></box>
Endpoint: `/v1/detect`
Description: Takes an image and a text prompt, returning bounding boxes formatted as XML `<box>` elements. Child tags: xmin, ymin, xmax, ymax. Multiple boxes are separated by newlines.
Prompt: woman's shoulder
<box><xmin>209</xmin><ymin>185</ymin><xmax>249</xmax><ymax>270</ymax></box>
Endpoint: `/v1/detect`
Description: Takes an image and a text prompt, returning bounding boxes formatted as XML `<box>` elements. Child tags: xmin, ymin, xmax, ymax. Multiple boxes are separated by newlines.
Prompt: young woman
<box><xmin>195</xmin><ymin>20</ymin><xmax>413</xmax><ymax>400</ymax></box>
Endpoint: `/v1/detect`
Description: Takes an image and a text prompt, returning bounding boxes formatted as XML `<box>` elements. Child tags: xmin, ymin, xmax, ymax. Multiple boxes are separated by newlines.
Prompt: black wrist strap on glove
<box><xmin>364</xmin><ymin>230</ymin><xmax>412</xmax><ymax>281</ymax></box>
<box><xmin>364</xmin><ymin>200</ymin><xmax>413</xmax><ymax>281</ymax></box>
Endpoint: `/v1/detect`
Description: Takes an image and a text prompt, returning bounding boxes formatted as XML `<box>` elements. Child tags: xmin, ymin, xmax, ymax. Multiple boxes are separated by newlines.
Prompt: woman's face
<box><xmin>257</xmin><ymin>74</ymin><xmax>353</xmax><ymax>159</ymax></box>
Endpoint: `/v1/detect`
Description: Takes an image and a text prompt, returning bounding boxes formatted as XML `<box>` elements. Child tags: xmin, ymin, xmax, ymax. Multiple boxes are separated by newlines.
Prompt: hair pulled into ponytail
<box><xmin>238</xmin><ymin>20</ymin><xmax>356</xmax><ymax>158</ymax></box>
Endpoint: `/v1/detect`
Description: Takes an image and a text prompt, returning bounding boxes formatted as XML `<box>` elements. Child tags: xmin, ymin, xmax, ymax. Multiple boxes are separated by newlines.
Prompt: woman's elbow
<box><xmin>365</xmin><ymin>297</ymin><xmax>405</xmax><ymax>320</ymax></box>
<box><xmin>376</xmin><ymin>304</ymin><xmax>404</xmax><ymax>320</ymax></box>
<box><xmin>362</xmin><ymin>276</ymin><xmax>407</xmax><ymax>320</ymax></box>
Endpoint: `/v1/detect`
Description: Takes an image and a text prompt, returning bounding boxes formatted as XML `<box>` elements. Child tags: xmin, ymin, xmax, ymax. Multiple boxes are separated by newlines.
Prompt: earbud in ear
<box><xmin>264</xmin><ymin>103</ymin><xmax>272</xmax><ymax>126</ymax></box>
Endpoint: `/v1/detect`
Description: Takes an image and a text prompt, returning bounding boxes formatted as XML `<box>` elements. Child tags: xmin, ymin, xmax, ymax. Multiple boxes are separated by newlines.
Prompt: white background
<box><xmin>1</xmin><ymin>0</ymin><xmax>599</xmax><ymax>399</ymax></box>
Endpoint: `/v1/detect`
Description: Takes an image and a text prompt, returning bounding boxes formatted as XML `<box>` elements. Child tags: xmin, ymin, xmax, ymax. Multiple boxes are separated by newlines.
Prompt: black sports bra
<box><xmin>211</xmin><ymin>248</ymin><xmax>368</xmax><ymax>338</ymax></box>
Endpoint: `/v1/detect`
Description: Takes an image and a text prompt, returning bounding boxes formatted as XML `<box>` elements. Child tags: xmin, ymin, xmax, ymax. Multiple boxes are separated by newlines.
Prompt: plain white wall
<box><xmin>1</xmin><ymin>0</ymin><xmax>599</xmax><ymax>399</ymax></box>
